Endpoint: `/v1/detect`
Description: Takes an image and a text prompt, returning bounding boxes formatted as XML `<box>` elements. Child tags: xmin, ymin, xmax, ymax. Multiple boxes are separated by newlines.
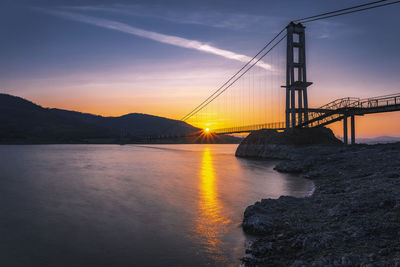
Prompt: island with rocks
<box><xmin>236</xmin><ymin>128</ymin><xmax>400</xmax><ymax>266</ymax></box>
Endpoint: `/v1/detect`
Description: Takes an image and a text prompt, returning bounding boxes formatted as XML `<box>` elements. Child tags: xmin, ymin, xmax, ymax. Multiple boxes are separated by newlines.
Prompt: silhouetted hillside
<box><xmin>0</xmin><ymin>93</ymin><xmax>239</xmax><ymax>144</ymax></box>
<box><xmin>0</xmin><ymin>94</ymin><xmax>115</xmax><ymax>143</ymax></box>
<box><xmin>51</xmin><ymin>109</ymin><xmax>197</xmax><ymax>136</ymax></box>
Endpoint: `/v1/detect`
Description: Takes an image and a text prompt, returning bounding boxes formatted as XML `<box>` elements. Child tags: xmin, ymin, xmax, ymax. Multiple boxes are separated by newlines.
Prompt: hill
<box><xmin>0</xmin><ymin>93</ymin><xmax>239</xmax><ymax>144</ymax></box>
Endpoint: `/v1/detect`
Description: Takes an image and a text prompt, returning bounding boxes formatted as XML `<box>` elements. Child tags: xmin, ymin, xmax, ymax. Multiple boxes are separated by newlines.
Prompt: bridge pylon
<box><xmin>284</xmin><ymin>22</ymin><xmax>312</xmax><ymax>129</ymax></box>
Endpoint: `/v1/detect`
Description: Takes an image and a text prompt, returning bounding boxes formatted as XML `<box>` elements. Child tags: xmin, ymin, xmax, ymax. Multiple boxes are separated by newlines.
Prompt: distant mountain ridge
<box><xmin>0</xmin><ymin>93</ymin><xmax>204</xmax><ymax>143</ymax></box>
<box><xmin>50</xmin><ymin>108</ymin><xmax>198</xmax><ymax>136</ymax></box>
<box><xmin>356</xmin><ymin>136</ymin><xmax>400</xmax><ymax>144</ymax></box>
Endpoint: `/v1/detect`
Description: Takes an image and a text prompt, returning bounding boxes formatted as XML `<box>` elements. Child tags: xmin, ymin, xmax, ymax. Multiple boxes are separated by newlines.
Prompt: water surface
<box><xmin>0</xmin><ymin>144</ymin><xmax>312</xmax><ymax>266</ymax></box>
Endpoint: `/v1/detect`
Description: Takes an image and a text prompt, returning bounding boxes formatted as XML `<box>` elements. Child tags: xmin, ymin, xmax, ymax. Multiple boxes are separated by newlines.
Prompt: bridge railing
<box><xmin>305</xmin><ymin>97</ymin><xmax>359</xmax><ymax>125</ymax></box>
<box><xmin>350</xmin><ymin>93</ymin><xmax>400</xmax><ymax>109</ymax></box>
<box><xmin>318</xmin><ymin>97</ymin><xmax>360</xmax><ymax>110</ymax></box>
<box><xmin>303</xmin><ymin>93</ymin><xmax>400</xmax><ymax>128</ymax></box>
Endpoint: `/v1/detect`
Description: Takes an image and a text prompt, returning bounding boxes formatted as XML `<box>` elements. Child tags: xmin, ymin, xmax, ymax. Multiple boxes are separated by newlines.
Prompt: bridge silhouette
<box><xmin>152</xmin><ymin>1</ymin><xmax>400</xmax><ymax>145</ymax></box>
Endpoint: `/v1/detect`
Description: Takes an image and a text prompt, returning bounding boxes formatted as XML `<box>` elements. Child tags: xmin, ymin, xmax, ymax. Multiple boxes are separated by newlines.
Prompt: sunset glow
<box><xmin>1</xmin><ymin>1</ymin><xmax>400</xmax><ymax>266</ymax></box>
<box><xmin>0</xmin><ymin>1</ymin><xmax>399</xmax><ymax>138</ymax></box>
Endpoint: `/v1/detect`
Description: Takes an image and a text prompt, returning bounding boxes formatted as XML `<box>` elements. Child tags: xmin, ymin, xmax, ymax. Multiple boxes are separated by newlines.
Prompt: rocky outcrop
<box><xmin>235</xmin><ymin>128</ymin><xmax>342</xmax><ymax>159</ymax></box>
<box><xmin>238</xmin><ymin>132</ymin><xmax>400</xmax><ymax>266</ymax></box>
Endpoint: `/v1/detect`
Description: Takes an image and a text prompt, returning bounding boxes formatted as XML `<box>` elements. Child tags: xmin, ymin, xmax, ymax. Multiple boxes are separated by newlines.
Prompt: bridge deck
<box><xmin>213</xmin><ymin>122</ymin><xmax>285</xmax><ymax>134</ymax></box>
<box><xmin>211</xmin><ymin>94</ymin><xmax>400</xmax><ymax>134</ymax></box>
<box><xmin>148</xmin><ymin>94</ymin><xmax>400</xmax><ymax>139</ymax></box>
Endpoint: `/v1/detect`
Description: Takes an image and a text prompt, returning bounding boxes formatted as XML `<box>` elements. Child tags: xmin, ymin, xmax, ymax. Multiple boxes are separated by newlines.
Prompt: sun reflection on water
<box><xmin>194</xmin><ymin>147</ymin><xmax>232</xmax><ymax>263</ymax></box>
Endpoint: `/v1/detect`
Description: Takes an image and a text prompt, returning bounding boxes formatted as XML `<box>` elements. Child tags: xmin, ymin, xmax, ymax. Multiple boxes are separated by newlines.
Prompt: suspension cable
<box><xmin>180</xmin><ymin>27</ymin><xmax>286</xmax><ymax>121</ymax></box>
<box><xmin>296</xmin><ymin>0</ymin><xmax>400</xmax><ymax>23</ymax></box>
<box><xmin>183</xmin><ymin>34</ymin><xmax>287</xmax><ymax>121</ymax></box>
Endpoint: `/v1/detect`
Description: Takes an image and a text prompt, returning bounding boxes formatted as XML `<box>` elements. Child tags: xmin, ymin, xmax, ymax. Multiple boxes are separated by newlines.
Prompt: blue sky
<box><xmin>0</xmin><ymin>0</ymin><xmax>399</xmax><ymax>135</ymax></box>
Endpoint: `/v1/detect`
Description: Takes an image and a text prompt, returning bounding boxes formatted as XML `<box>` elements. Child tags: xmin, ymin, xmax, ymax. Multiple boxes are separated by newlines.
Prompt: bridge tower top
<box><xmin>284</xmin><ymin>22</ymin><xmax>312</xmax><ymax>128</ymax></box>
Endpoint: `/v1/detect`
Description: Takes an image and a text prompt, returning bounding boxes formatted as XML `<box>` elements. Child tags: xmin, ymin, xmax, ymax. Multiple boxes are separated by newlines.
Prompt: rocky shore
<box><xmin>236</xmin><ymin>128</ymin><xmax>400</xmax><ymax>266</ymax></box>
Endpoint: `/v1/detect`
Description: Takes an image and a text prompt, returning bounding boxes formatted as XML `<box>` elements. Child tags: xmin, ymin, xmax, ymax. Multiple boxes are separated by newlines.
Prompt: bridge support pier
<box><xmin>351</xmin><ymin>115</ymin><xmax>355</xmax><ymax>145</ymax></box>
<box><xmin>343</xmin><ymin>116</ymin><xmax>348</xmax><ymax>145</ymax></box>
<box><xmin>343</xmin><ymin>115</ymin><xmax>356</xmax><ymax>145</ymax></box>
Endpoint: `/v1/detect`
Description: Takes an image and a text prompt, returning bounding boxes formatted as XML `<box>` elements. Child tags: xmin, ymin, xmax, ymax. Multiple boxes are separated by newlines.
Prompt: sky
<box><xmin>0</xmin><ymin>0</ymin><xmax>399</xmax><ymax>137</ymax></box>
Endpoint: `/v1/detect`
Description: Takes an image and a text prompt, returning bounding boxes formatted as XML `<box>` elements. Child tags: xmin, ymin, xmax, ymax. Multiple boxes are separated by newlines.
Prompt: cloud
<box><xmin>38</xmin><ymin>9</ymin><xmax>273</xmax><ymax>70</ymax></box>
<box><xmin>62</xmin><ymin>4</ymin><xmax>283</xmax><ymax>31</ymax></box>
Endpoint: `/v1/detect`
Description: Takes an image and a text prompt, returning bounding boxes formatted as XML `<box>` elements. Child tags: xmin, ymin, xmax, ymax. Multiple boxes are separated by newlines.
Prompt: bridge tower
<box><xmin>284</xmin><ymin>22</ymin><xmax>312</xmax><ymax>129</ymax></box>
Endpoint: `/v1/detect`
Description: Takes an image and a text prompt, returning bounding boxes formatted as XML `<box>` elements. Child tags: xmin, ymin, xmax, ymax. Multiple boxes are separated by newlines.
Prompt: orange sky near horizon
<box><xmin>327</xmin><ymin>112</ymin><xmax>400</xmax><ymax>138</ymax></box>
<box><xmin>24</xmin><ymin>92</ymin><xmax>400</xmax><ymax>139</ymax></box>
<box><xmin>1</xmin><ymin>0</ymin><xmax>399</xmax><ymax>140</ymax></box>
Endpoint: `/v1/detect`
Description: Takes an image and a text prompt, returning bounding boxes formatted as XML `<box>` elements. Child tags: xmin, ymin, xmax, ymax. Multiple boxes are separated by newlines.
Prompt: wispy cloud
<box><xmin>38</xmin><ymin>9</ymin><xmax>272</xmax><ymax>70</ymax></box>
<box><xmin>62</xmin><ymin>5</ymin><xmax>283</xmax><ymax>31</ymax></box>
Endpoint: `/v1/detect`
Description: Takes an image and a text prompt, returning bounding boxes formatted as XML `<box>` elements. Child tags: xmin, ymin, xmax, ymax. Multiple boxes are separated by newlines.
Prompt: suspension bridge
<box><xmin>151</xmin><ymin>0</ymin><xmax>400</xmax><ymax>145</ymax></box>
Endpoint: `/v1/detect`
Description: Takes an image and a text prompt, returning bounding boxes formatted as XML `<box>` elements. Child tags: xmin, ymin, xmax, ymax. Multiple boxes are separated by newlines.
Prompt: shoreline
<box><xmin>238</xmin><ymin>142</ymin><xmax>400</xmax><ymax>266</ymax></box>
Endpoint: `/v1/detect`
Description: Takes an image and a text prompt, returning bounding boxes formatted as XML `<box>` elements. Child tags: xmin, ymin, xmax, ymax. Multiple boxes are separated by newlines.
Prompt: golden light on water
<box><xmin>194</xmin><ymin>147</ymin><xmax>232</xmax><ymax>261</ymax></box>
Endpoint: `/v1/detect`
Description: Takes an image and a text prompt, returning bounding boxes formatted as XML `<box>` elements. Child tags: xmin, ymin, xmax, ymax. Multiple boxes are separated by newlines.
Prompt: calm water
<box><xmin>0</xmin><ymin>144</ymin><xmax>313</xmax><ymax>266</ymax></box>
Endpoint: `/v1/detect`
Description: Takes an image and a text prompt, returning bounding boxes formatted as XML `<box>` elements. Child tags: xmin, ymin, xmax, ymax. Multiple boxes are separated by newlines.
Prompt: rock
<box><xmin>236</xmin><ymin>127</ymin><xmax>342</xmax><ymax>159</ymax></box>
<box><xmin>240</xmin><ymin>141</ymin><xmax>400</xmax><ymax>266</ymax></box>
<box><xmin>379</xmin><ymin>199</ymin><xmax>396</xmax><ymax>209</ymax></box>
<box><xmin>341</xmin><ymin>254</ymin><xmax>353</xmax><ymax>266</ymax></box>
<box><xmin>274</xmin><ymin>160</ymin><xmax>312</xmax><ymax>173</ymax></box>
<box><xmin>386</xmin><ymin>172</ymin><xmax>400</xmax><ymax>178</ymax></box>
<box><xmin>291</xmin><ymin>260</ymin><xmax>307</xmax><ymax>267</ymax></box>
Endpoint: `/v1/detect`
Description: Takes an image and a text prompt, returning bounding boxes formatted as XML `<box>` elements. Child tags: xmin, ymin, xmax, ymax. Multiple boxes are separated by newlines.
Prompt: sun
<box><xmin>194</xmin><ymin>127</ymin><xmax>215</xmax><ymax>143</ymax></box>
